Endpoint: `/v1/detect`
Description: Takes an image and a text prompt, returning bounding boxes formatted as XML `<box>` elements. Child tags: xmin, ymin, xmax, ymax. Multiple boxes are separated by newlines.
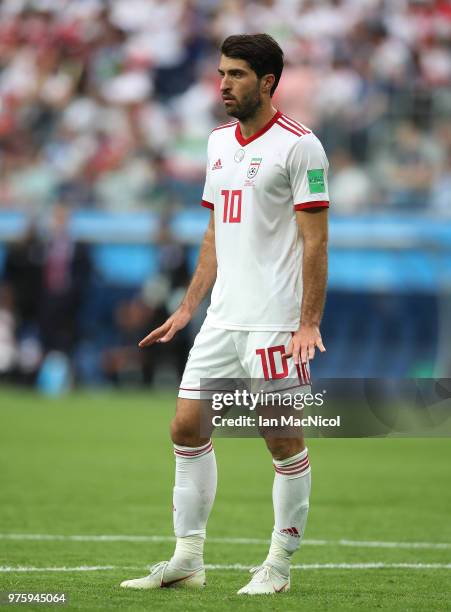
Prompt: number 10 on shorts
<box><xmin>221</xmin><ymin>189</ymin><xmax>242</xmax><ymax>223</ymax></box>
<box><xmin>256</xmin><ymin>346</ymin><xmax>288</xmax><ymax>381</ymax></box>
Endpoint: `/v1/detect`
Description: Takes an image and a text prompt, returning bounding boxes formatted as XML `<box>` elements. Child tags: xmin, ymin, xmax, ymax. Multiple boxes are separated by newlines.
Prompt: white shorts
<box><xmin>179</xmin><ymin>320</ymin><xmax>310</xmax><ymax>400</ymax></box>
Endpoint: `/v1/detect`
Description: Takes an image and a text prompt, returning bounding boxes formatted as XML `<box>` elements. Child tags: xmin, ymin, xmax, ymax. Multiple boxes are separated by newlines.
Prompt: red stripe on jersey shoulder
<box><xmin>276</xmin><ymin>119</ymin><xmax>307</xmax><ymax>138</ymax></box>
<box><xmin>280</xmin><ymin>114</ymin><xmax>311</xmax><ymax>135</ymax></box>
<box><xmin>212</xmin><ymin>121</ymin><xmax>238</xmax><ymax>132</ymax></box>
<box><xmin>201</xmin><ymin>200</ymin><xmax>214</xmax><ymax>210</ymax></box>
<box><xmin>294</xmin><ymin>201</ymin><xmax>329</xmax><ymax>211</ymax></box>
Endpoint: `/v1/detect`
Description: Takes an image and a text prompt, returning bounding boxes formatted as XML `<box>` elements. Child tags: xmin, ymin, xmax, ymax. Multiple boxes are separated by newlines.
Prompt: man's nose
<box><xmin>220</xmin><ymin>74</ymin><xmax>231</xmax><ymax>91</ymax></box>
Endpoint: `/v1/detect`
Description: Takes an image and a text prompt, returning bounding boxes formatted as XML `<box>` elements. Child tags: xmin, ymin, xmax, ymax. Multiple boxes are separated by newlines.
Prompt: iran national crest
<box><xmin>247</xmin><ymin>157</ymin><xmax>262</xmax><ymax>179</ymax></box>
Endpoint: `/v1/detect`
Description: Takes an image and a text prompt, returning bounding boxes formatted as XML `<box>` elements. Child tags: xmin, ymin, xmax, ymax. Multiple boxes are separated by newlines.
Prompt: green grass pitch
<box><xmin>0</xmin><ymin>389</ymin><xmax>450</xmax><ymax>611</ymax></box>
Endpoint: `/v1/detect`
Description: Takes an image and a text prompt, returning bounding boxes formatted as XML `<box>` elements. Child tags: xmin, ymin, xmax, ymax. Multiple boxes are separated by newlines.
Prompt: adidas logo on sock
<box><xmin>280</xmin><ymin>527</ymin><xmax>300</xmax><ymax>537</ymax></box>
<box><xmin>212</xmin><ymin>158</ymin><xmax>223</xmax><ymax>170</ymax></box>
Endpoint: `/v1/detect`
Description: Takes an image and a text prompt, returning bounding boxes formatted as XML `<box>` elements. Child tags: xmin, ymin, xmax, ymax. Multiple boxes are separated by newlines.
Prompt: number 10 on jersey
<box><xmin>221</xmin><ymin>189</ymin><xmax>242</xmax><ymax>223</ymax></box>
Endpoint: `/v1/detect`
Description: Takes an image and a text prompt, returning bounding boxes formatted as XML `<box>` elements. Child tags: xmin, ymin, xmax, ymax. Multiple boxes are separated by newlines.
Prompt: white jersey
<box><xmin>201</xmin><ymin>110</ymin><xmax>329</xmax><ymax>331</ymax></box>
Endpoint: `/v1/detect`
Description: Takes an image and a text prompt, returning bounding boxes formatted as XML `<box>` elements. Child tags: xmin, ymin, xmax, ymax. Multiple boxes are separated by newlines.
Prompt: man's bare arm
<box><xmin>179</xmin><ymin>212</ymin><xmax>217</xmax><ymax>317</ymax></box>
<box><xmin>139</xmin><ymin>213</ymin><xmax>216</xmax><ymax>347</ymax></box>
<box><xmin>285</xmin><ymin>208</ymin><xmax>328</xmax><ymax>364</ymax></box>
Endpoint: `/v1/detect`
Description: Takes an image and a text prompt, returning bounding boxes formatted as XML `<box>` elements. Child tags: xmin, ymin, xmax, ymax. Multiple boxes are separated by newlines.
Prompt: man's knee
<box><xmin>264</xmin><ymin>436</ymin><xmax>304</xmax><ymax>460</ymax></box>
<box><xmin>170</xmin><ymin>415</ymin><xmax>206</xmax><ymax>447</ymax></box>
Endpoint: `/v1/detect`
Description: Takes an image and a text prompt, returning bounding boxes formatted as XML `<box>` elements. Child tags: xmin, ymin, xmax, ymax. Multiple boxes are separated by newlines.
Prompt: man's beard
<box><xmin>226</xmin><ymin>87</ymin><xmax>262</xmax><ymax>121</ymax></box>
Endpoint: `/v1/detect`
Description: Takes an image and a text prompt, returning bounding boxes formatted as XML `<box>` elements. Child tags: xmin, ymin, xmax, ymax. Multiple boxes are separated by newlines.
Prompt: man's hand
<box><xmin>284</xmin><ymin>324</ymin><xmax>326</xmax><ymax>365</ymax></box>
<box><xmin>138</xmin><ymin>305</ymin><xmax>191</xmax><ymax>347</ymax></box>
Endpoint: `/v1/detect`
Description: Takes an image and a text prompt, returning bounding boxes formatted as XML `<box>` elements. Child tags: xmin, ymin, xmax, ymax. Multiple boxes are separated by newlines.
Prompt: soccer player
<box><xmin>120</xmin><ymin>33</ymin><xmax>329</xmax><ymax>595</ymax></box>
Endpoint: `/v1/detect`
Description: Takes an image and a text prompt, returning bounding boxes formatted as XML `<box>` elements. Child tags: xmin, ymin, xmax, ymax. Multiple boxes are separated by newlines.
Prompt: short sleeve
<box><xmin>201</xmin><ymin>137</ymin><xmax>214</xmax><ymax>210</ymax></box>
<box><xmin>287</xmin><ymin>134</ymin><xmax>330</xmax><ymax>211</ymax></box>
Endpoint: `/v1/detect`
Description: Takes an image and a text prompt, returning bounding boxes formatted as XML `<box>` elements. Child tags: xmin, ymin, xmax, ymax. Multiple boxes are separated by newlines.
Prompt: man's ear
<box><xmin>261</xmin><ymin>74</ymin><xmax>275</xmax><ymax>95</ymax></box>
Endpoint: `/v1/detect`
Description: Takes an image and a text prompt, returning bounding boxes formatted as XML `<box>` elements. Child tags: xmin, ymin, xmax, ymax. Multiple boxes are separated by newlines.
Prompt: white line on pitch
<box><xmin>0</xmin><ymin>563</ymin><xmax>450</xmax><ymax>573</ymax></box>
<box><xmin>1</xmin><ymin>534</ymin><xmax>450</xmax><ymax>550</ymax></box>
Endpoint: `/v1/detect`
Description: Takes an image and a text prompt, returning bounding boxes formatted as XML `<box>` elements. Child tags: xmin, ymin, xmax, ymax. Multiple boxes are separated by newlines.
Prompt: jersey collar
<box><xmin>235</xmin><ymin>110</ymin><xmax>282</xmax><ymax>147</ymax></box>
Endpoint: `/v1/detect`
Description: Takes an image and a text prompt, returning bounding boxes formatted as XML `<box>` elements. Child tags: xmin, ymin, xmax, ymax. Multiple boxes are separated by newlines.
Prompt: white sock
<box><xmin>265</xmin><ymin>448</ymin><xmax>311</xmax><ymax>577</ymax></box>
<box><xmin>169</xmin><ymin>440</ymin><xmax>217</xmax><ymax>571</ymax></box>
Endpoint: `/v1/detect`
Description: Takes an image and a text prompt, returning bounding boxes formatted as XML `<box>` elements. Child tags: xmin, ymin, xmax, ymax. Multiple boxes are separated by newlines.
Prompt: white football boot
<box><xmin>237</xmin><ymin>564</ymin><xmax>290</xmax><ymax>595</ymax></box>
<box><xmin>120</xmin><ymin>561</ymin><xmax>206</xmax><ymax>590</ymax></box>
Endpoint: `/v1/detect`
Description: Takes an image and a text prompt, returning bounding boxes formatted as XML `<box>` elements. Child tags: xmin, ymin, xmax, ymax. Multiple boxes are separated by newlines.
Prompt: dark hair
<box><xmin>220</xmin><ymin>33</ymin><xmax>284</xmax><ymax>97</ymax></box>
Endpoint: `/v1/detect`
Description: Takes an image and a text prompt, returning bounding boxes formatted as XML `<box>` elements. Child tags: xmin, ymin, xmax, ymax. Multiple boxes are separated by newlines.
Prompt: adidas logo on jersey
<box><xmin>212</xmin><ymin>158</ymin><xmax>223</xmax><ymax>170</ymax></box>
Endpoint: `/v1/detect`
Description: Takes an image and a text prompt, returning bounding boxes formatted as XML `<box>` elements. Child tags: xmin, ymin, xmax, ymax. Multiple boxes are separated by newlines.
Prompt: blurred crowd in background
<box><xmin>0</xmin><ymin>203</ymin><xmax>193</xmax><ymax>389</ymax></box>
<box><xmin>0</xmin><ymin>0</ymin><xmax>450</xmax><ymax>216</ymax></box>
<box><xmin>0</xmin><ymin>0</ymin><xmax>450</xmax><ymax>389</ymax></box>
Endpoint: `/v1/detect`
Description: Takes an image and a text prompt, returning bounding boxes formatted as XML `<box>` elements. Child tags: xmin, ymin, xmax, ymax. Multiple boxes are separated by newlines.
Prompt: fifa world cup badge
<box><xmin>247</xmin><ymin>157</ymin><xmax>262</xmax><ymax>178</ymax></box>
<box><xmin>234</xmin><ymin>148</ymin><xmax>245</xmax><ymax>163</ymax></box>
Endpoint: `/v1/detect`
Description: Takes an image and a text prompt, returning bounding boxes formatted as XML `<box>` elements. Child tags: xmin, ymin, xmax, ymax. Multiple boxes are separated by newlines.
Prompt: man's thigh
<box><xmin>238</xmin><ymin>330</ymin><xmax>309</xmax><ymax>449</ymax></box>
